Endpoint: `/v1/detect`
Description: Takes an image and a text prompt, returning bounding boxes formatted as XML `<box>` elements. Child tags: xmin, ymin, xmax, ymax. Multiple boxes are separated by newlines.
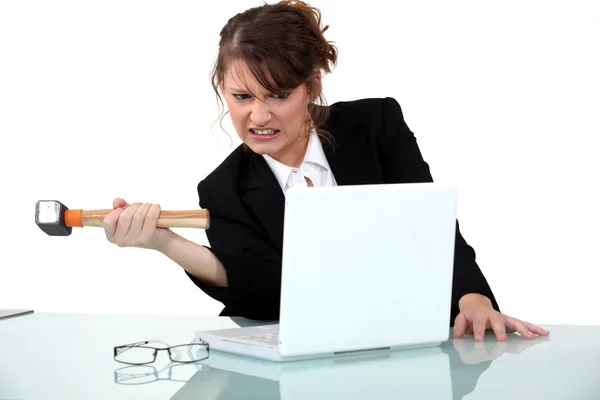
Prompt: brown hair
<box><xmin>210</xmin><ymin>0</ymin><xmax>338</xmax><ymax>145</ymax></box>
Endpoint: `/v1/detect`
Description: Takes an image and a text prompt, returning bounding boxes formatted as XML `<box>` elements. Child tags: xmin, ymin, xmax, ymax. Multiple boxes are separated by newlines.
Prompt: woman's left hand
<box><xmin>453</xmin><ymin>294</ymin><xmax>550</xmax><ymax>342</ymax></box>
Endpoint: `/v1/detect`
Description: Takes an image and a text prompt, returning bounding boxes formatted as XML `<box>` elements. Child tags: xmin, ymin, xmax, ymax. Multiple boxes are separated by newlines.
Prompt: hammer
<box><xmin>35</xmin><ymin>200</ymin><xmax>210</xmax><ymax>236</ymax></box>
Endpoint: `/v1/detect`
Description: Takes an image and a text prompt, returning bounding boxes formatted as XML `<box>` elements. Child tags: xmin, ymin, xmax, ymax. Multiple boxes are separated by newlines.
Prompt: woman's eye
<box><xmin>232</xmin><ymin>92</ymin><xmax>290</xmax><ymax>100</ymax></box>
<box><xmin>272</xmin><ymin>92</ymin><xmax>290</xmax><ymax>100</ymax></box>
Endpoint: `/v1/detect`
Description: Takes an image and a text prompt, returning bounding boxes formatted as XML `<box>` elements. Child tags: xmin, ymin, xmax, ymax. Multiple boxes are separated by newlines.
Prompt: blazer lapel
<box><xmin>240</xmin><ymin>152</ymin><xmax>286</xmax><ymax>253</ymax></box>
<box><xmin>321</xmin><ymin>104</ymin><xmax>382</xmax><ymax>186</ymax></box>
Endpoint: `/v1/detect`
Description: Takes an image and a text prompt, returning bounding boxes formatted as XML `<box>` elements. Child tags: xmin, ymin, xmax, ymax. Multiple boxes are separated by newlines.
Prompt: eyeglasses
<box><xmin>113</xmin><ymin>339</ymin><xmax>209</xmax><ymax>365</ymax></box>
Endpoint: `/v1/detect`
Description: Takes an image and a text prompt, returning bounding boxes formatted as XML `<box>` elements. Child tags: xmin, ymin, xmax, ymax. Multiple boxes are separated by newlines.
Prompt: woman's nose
<box><xmin>250</xmin><ymin>101</ymin><xmax>272</xmax><ymax>126</ymax></box>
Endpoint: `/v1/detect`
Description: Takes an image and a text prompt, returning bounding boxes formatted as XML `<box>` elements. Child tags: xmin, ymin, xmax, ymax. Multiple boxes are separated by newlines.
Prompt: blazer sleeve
<box><xmin>184</xmin><ymin>180</ymin><xmax>281</xmax><ymax>320</ymax></box>
<box><xmin>378</xmin><ymin>97</ymin><xmax>500</xmax><ymax>323</ymax></box>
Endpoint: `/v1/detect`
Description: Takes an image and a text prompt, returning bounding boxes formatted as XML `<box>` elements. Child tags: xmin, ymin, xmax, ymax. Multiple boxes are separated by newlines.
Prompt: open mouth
<box><xmin>250</xmin><ymin>128</ymin><xmax>279</xmax><ymax>135</ymax></box>
<box><xmin>249</xmin><ymin>128</ymin><xmax>280</xmax><ymax>141</ymax></box>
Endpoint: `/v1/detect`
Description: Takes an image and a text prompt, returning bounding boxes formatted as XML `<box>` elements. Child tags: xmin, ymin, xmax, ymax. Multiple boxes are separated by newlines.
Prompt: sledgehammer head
<box><xmin>35</xmin><ymin>200</ymin><xmax>72</xmax><ymax>236</ymax></box>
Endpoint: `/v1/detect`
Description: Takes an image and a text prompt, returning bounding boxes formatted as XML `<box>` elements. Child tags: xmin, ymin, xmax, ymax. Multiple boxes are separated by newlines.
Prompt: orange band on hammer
<box><xmin>65</xmin><ymin>209</ymin><xmax>83</xmax><ymax>227</ymax></box>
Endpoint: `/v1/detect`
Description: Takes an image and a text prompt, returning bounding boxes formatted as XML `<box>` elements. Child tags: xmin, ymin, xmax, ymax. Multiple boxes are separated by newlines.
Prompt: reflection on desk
<box><xmin>171</xmin><ymin>332</ymin><xmax>554</xmax><ymax>400</ymax></box>
<box><xmin>114</xmin><ymin>362</ymin><xmax>203</xmax><ymax>385</ymax></box>
<box><xmin>1</xmin><ymin>313</ymin><xmax>599</xmax><ymax>399</ymax></box>
<box><xmin>174</xmin><ymin>346</ymin><xmax>450</xmax><ymax>400</ymax></box>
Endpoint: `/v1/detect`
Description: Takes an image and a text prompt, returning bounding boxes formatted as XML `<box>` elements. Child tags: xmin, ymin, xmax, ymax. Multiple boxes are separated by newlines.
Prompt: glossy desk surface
<box><xmin>1</xmin><ymin>312</ymin><xmax>599</xmax><ymax>399</ymax></box>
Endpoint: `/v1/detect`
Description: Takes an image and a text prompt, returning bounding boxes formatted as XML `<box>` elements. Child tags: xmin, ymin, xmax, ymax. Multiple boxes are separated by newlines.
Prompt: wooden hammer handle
<box><xmin>65</xmin><ymin>209</ymin><xmax>210</xmax><ymax>229</ymax></box>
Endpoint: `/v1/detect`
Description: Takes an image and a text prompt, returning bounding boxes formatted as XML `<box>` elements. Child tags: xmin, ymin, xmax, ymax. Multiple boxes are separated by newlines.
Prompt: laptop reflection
<box><xmin>169</xmin><ymin>346</ymin><xmax>452</xmax><ymax>400</ymax></box>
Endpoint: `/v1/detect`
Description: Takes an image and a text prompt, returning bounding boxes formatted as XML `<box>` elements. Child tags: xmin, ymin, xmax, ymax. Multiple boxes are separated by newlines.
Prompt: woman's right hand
<box><xmin>103</xmin><ymin>198</ymin><xmax>173</xmax><ymax>251</ymax></box>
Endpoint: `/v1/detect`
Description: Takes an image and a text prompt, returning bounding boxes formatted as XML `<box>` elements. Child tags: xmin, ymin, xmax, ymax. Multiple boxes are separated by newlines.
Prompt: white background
<box><xmin>1</xmin><ymin>0</ymin><xmax>598</xmax><ymax>325</ymax></box>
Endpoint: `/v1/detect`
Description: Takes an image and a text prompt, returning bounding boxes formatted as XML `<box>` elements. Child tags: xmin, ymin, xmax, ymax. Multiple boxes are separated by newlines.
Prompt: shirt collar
<box><xmin>303</xmin><ymin>128</ymin><xmax>329</xmax><ymax>170</ymax></box>
<box><xmin>262</xmin><ymin>128</ymin><xmax>329</xmax><ymax>191</ymax></box>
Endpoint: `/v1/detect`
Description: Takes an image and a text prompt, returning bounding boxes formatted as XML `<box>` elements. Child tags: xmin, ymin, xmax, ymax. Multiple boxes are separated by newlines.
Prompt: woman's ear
<box><xmin>313</xmin><ymin>73</ymin><xmax>322</xmax><ymax>94</ymax></box>
<box><xmin>314</xmin><ymin>72</ymin><xmax>322</xmax><ymax>88</ymax></box>
<box><xmin>308</xmin><ymin>73</ymin><xmax>322</xmax><ymax>103</ymax></box>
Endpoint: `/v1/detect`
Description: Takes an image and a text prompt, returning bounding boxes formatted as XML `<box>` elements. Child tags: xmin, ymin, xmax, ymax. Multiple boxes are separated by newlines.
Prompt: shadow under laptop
<box><xmin>165</xmin><ymin>330</ymin><xmax>550</xmax><ymax>400</ymax></box>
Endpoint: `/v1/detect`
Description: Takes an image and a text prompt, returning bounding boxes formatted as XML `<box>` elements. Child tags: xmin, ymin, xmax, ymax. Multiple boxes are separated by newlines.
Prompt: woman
<box><xmin>103</xmin><ymin>0</ymin><xmax>549</xmax><ymax>342</ymax></box>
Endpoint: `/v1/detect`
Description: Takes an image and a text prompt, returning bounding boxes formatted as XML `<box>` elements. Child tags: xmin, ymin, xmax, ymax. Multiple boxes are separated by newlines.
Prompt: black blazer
<box><xmin>187</xmin><ymin>97</ymin><xmax>500</xmax><ymax>323</ymax></box>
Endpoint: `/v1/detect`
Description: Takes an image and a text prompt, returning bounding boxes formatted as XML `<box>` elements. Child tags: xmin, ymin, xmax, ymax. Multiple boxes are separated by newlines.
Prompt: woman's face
<box><xmin>220</xmin><ymin>61</ymin><xmax>315</xmax><ymax>167</ymax></box>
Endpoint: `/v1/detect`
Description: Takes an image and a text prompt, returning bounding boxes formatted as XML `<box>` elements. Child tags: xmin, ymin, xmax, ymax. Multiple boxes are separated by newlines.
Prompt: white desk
<box><xmin>1</xmin><ymin>312</ymin><xmax>598</xmax><ymax>399</ymax></box>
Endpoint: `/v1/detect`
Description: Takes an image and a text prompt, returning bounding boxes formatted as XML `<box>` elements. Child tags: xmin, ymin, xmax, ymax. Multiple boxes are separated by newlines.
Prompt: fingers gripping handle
<box><xmin>65</xmin><ymin>209</ymin><xmax>210</xmax><ymax>229</ymax></box>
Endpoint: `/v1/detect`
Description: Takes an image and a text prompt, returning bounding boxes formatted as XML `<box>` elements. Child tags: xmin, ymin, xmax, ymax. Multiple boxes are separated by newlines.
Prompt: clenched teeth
<box><xmin>251</xmin><ymin>128</ymin><xmax>277</xmax><ymax>135</ymax></box>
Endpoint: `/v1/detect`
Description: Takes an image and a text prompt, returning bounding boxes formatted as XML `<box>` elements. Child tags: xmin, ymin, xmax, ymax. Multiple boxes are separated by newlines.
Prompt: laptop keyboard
<box><xmin>220</xmin><ymin>325</ymin><xmax>280</xmax><ymax>346</ymax></box>
<box><xmin>239</xmin><ymin>331</ymin><xmax>280</xmax><ymax>345</ymax></box>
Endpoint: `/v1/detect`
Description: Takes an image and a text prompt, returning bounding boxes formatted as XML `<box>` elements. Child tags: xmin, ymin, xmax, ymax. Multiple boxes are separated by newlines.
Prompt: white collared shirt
<box><xmin>263</xmin><ymin>129</ymin><xmax>337</xmax><ymax>192</ymax></box>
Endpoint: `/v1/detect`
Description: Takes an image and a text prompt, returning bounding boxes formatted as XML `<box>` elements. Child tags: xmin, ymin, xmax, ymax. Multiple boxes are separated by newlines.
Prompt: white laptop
<box><xmin>196</xmin><ymin>182</ymin><xmax>457</xmax><ymax>362</ymax></box>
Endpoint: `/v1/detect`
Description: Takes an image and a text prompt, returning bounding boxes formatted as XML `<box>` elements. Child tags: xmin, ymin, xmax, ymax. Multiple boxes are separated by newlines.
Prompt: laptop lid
<box><xmin>278</xmin><ymin>182</ymin><xmax>457</xmax><ymax>358</ymax></box>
